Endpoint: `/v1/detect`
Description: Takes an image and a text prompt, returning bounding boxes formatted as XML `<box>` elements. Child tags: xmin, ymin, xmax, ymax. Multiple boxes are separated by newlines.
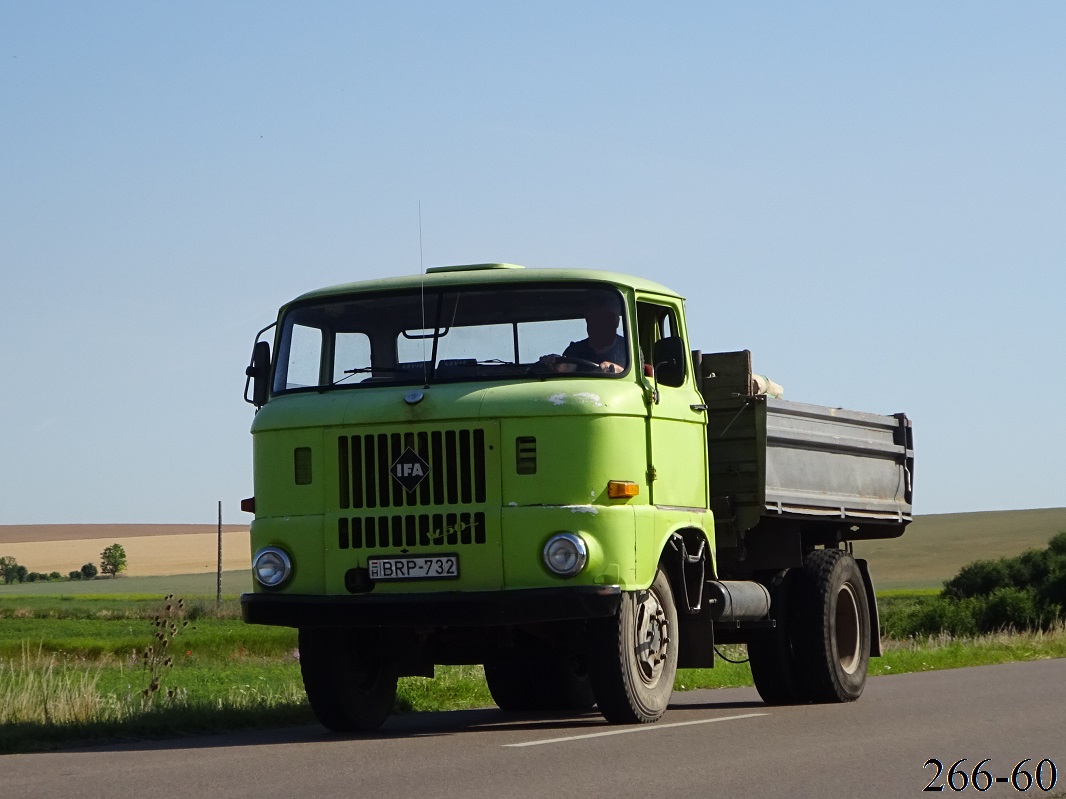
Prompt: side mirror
<box><xmin>244</xmin><ymin>340</ymin><xmax>271</xmax><ymax>407</ymax></box>
<box><xmin>653</xmin><ymin>336</ymin><xmax>686</xmax><ymax>388</ymax></box>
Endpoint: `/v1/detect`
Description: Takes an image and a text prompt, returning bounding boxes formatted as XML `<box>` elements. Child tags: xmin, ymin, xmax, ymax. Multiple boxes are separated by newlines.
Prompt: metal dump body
<box><xmin>700</xmin><ymin>351</ymin><xmax>914</xmax><ymax>549</ymax></box>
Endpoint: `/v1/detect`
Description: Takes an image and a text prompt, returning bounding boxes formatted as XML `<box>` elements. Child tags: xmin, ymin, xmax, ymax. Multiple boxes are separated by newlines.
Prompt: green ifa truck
<box><xmin>241</xmin><ymin>264</ymin><xmax>914</xmax><ymax>731</ymax></box>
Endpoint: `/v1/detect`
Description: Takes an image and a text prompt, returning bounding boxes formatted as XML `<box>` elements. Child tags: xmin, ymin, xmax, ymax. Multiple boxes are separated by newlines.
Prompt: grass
<box><xmin>673</xmin><ymin>624</ymin><xmax>1066</xmax><ymax>691</ymax></box>
<box><xmin>3</xmin><ymin>589</ymin><xmax>1065</xmax><ymax>754</ymax></box>
<box><xmin>4</xmin><ymin>502</ymin><xmax>1065</xmax><ymax>754</ymax></box>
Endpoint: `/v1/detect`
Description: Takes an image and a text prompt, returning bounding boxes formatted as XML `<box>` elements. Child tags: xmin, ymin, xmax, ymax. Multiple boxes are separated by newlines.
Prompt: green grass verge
<box><xmin>2</xmin><ymin>592</ymin><xmax>1064</xmax><ymax>755</ymax></box>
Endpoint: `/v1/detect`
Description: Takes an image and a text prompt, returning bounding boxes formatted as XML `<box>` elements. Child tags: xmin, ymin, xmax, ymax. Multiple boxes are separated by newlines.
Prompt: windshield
<box><xmin>272</xmin><ymin>283</ymin><xmax>630</xmax><ymax>394</ymax></box>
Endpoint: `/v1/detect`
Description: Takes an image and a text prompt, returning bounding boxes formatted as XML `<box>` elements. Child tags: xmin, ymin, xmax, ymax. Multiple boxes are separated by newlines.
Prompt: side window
<box><xmin>637</xmin><ymin>302</ymin><xmax>686</xmax><ymax>388</ymax></box>
<box><xmin>278</xmin><ymin>324</ymin><xmax>324</xmax><ymax>390</ymax></box>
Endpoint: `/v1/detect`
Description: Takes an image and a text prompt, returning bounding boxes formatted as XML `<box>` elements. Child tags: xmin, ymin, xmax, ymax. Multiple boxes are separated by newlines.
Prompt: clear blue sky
<box><xmin>2</xmin><ymin>2</ymin><xmax>1063</xmax><ymax>524</ymax></box>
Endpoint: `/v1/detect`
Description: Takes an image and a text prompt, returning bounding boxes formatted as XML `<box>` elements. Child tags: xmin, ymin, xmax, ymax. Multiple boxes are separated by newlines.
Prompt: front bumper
<box><xmin>241</xmin><ymin>585</ymin><xmax>622</xmax><ymax>629</ymax></box>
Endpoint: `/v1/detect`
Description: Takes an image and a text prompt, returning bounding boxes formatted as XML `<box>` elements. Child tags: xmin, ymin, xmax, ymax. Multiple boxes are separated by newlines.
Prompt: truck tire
<box><xmin>485</xmin><ymin>654</ymin><xmax>596</xmax><ymax>712</ymax></box>
<box><xmin>587</xmin><ymin>567</ymin><xmax>678</xmax><ymax>724</ymax></box>
<box><xmin>793</xmin><ymin>549</ymin><xmax>871</xmax><ymax>703</ymax></box>
<box><xmin>298</xmin><ymin>628</ymin><xmax>398</xmax><ymax>732</ymax></box>
<box><xmin>747</xmin><ymin>570</ymin><xmax>807</xmax><ymax>705</ymax></box>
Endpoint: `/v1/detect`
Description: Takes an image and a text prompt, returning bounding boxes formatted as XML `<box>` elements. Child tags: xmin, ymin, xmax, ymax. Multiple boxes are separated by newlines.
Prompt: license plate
<box><xmin>367</xmin><ymin>554</ymin><xmax>459</xmax><ymax>581</ymax></box>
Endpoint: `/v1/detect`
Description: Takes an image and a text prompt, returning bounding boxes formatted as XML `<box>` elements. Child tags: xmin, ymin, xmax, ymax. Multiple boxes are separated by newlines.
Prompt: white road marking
<box><xmin>503</xmin><ymin>712</ymin><xmax>769</xmax><ymax>748</ymax></box>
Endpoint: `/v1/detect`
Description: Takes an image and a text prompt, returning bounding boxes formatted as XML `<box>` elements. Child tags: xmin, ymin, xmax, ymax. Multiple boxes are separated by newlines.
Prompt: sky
<box><xmin>2</xmin><ymin>2</ymin><xmax>1063</xmax><ymax>525</ymax></box>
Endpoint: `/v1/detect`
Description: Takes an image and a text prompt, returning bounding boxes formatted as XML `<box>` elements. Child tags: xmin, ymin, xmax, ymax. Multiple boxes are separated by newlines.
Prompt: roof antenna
<box><xmin>419</xmin><ymin>202</ymin><xmax>429</xmax><ymax>388</ymax></box>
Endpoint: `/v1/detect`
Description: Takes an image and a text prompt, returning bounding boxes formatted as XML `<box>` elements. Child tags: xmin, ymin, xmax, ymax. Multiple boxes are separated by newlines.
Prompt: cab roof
<box><xmin>288</xmin><ymin>264</ymin><xmax>684</xmax><ymax>306</ymax></box>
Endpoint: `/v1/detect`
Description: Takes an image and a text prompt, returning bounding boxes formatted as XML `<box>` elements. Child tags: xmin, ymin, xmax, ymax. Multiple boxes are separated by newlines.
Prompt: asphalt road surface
<box><xmin>9</xmin><ymin>659</ymin><xmax>1064</xmax><ymax>799</ymax></box>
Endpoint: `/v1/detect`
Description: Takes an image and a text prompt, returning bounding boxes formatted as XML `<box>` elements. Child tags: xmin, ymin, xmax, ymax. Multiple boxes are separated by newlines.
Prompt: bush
<box><xmin>24</xmin><ymin>572</ymin><xmax>45</xmax><ymax>583</ymax></box>
<box><xmin>80</xmin><ymin>562</ymin><xmax>98</xmax><ymax>579</ymax></box>
<box><xmin>48</xmin><ymin>571</ymin><xmax>62</xmax><ymax>581</ymax></box>
<box><xmin>884</xmin><ymin>532</ymin><xmax>1066</xmax><ymax>638</ymax></box>
<box><xmin>68</xmin><ymin>570</ymin><xmax>82</xmax><ymax>580</ymax></box>
<box><xmin>1037</xmin><ymin>569</ymin><xmax>1066</xmax><ymax>611</ymax></box>
<box><xmin>885</xmin><ymin>595</ymin><xmax>987</xmax><ymax>638</ymax></box>
<box><xmin>1048</xmin><ymin>531</ymin><xmax>1066</xmax><ymax>556</ymax></box>
<box><xmin>923</xmin><ymin>532</ymin><xmax>1066</xmax><ymax>636</ymax></box>
<box><xmin>943</xmin><ymin>560</ymin><xmax>1011</xmax><ymax>599</ymax></box>
<box><xmin>978</xmin><ymin>587</ymin><xmax>1044</xmax><ymax>631</ymax></box>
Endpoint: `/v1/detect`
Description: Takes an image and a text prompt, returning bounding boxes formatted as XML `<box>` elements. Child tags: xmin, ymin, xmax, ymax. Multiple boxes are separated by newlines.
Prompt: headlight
<box><xmin>543</xmin><ymin>533</ymin><xmax>587</xmax><ymax>577</ymax></box>
<box><xmin>252</xmin><ymin>547</ymin><xmax>292</xmax><ymax>589</ymax></box>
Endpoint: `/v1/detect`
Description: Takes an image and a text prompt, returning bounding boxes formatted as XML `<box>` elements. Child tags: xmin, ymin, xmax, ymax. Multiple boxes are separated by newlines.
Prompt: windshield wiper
<box><xmin>329</xmin><ymin>366</ymin><xmax>408</xmax><ymax>388</ymax></box>
<box><xmin>342</xmin><ymin>366</ymin><xmax>405</xmax><ymax>375</ymax></box>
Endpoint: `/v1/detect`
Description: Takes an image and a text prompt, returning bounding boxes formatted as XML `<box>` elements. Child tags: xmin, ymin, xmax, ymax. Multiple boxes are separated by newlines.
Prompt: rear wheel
<box><xmin>298</xmin><ymin>628</ymin><xmax>398</xmax><ymax>732</ymax></box>
<box><xmin>794</xmin><ymin>549</ymin><xmax>871</xmax><ymax>702</ymax></box>
<box><xmin>748</xmin><ymin>550</ymin><xmax>872</xmax><ymax>705</ymax></box>
<box><xmin>748</xmin><ymin>570</ymin><xmax>806</xmax><ymax>705</ymax></box>
<box><xmin>587</xmin><ymin>567</ymin><xmax>678</xmax><ymax>724</ymax></box>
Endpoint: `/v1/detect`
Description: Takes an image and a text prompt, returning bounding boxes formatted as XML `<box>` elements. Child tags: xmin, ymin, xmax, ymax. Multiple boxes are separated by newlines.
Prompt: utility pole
<box><xmin>217</xmin><ymin>500</ymin><xmax>223</xmax><ymax>605</ymax></box>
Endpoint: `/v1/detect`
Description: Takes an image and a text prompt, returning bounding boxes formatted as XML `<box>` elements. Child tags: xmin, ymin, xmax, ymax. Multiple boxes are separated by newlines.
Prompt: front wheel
<box><xmin>587</xmin><ymin>568</ymin><xmax>678</xmax><ymax>724</ymax></box>
<box><xmin>298</xmin><ymin>628</ymin><xmax>398</xmax><ymax>732</ymax></box>
<box><xmin>485</xmin><ymin>654</ymin><xmax>596</xmax><ymax>712</ymax></box>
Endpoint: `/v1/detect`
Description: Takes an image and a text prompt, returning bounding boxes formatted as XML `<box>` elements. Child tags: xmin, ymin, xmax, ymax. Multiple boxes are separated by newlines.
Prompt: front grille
<box><xmin>337</xmin><ymin>511</ymin><xmax>487</xmax><ymax>550</ymax></box>
<box><xmin>338</xmin><ymin>428</ymin><xmax>487</xmax><ymax>510</ymax></box>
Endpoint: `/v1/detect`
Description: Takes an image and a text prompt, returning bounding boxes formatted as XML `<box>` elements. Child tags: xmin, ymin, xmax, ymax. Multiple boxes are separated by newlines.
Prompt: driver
<box><xmin>540</xmin><ymin>293</ymin><xmax>627</xmax><ymax>374</ymax></box>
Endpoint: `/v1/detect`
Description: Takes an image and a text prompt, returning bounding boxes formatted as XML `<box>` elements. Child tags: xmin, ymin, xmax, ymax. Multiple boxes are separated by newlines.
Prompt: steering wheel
<box><xmin>553</xmin><ymin>355</ymin><xmax>607</xmax><ymax>372</ymax></box>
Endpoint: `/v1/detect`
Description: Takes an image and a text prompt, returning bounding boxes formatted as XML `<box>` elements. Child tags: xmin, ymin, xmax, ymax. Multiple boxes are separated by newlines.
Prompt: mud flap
<box><xmin>668</xmin><ymin>532</ymin><xmax>707</xmax><ymax>613</ymax></box>
<box><xmin>669</xmin><ymin>532</ymin><xmax>716</xmax><ymax>668</ymax></box>
<box><xmin>855</xmin><ymin>557</ymin><xmax>882</xmax><ymax>657</ymax></box>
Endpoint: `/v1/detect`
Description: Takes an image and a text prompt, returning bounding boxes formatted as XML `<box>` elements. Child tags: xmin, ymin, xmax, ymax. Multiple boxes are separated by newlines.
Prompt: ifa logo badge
<box><xmin>389</xmin><ymin>447</ymin><xmax>431</xmax><ymax>492</ymax></box>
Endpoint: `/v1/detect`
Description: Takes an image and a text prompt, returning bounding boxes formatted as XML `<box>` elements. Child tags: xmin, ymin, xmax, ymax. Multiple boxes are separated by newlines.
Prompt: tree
<box><xmin>81</xmin><ymin>562</ymin><xmax>98</xmax><ymax>579</ymax></box>
<box><xmin>100</xmin><ymin>543</ymin><xmax>127</xmax><ymax>577</ymax></box>
<box><xmin>0</xmin><ymin>556</ymin><xmax>19</xmax><ymax>585</ymax></box>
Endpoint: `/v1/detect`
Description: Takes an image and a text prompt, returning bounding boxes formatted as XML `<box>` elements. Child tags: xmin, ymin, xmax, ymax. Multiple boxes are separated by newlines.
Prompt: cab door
<box><xmin>635</xmin><ymin>297</ymin><xmax>708</xmax><ymax>509</ymax></box>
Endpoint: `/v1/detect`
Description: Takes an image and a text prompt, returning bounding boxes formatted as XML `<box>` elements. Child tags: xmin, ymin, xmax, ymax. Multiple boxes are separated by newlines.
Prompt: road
<box><xmin>9</xmin><ymin>659</ymin><xmax>1065</xmax><ymax>799</ymax></box>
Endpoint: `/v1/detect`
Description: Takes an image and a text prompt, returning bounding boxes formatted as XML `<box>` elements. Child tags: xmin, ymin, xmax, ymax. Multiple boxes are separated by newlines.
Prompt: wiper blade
<box><xmin>342</xmin><ymin>366</ymin><xmax>404</xmax><ymax>374</ymax></box>
<box><xmin>329</xmin><ymin>366</ymin><xmax>409</xmax><ymax>388</ymax></box>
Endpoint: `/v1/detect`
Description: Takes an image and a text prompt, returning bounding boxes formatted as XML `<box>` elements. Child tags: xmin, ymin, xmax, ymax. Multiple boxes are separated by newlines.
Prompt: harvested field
<box><xmin>0</xmin><ymin>525</ymin><xmax>250</xmax><ymax>577</ymax></box>
<box><xmin>3</xmin><ymin>508</ymin><xmax>1065</xmax><ymax>587</ymax></box>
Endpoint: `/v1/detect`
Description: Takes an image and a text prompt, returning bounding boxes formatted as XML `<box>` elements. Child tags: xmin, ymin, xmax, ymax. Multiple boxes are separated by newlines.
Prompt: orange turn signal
<box><xmin>607</xmin><ymin>481</ymin><xmax>639</xmax><ymax>499</ymax></box>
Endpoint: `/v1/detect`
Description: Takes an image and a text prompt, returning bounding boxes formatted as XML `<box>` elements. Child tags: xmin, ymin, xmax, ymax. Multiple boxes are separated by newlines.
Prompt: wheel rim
<box><xmin>835</xmin><ymin>582</ymin><xmax>861</xmax><ymax>674</ymax></box>
<box><xmin>633</xmin><ymin>587</ymin><xmax>670</xmax><ymax>686</ymax></box>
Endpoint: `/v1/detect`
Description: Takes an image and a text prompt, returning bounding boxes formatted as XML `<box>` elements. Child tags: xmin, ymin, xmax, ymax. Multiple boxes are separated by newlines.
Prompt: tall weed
<box><xmin>0</xmin><ymin>645</ymin><xmax>123</xmax><ymax>725</ymax></box>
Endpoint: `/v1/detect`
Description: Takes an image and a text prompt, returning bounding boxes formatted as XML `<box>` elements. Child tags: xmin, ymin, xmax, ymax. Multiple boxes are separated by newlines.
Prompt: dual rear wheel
<box><xmin>748</xmin><ymin>549</ymin><xmax>872</xmax><ymax>705</ymax></box>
